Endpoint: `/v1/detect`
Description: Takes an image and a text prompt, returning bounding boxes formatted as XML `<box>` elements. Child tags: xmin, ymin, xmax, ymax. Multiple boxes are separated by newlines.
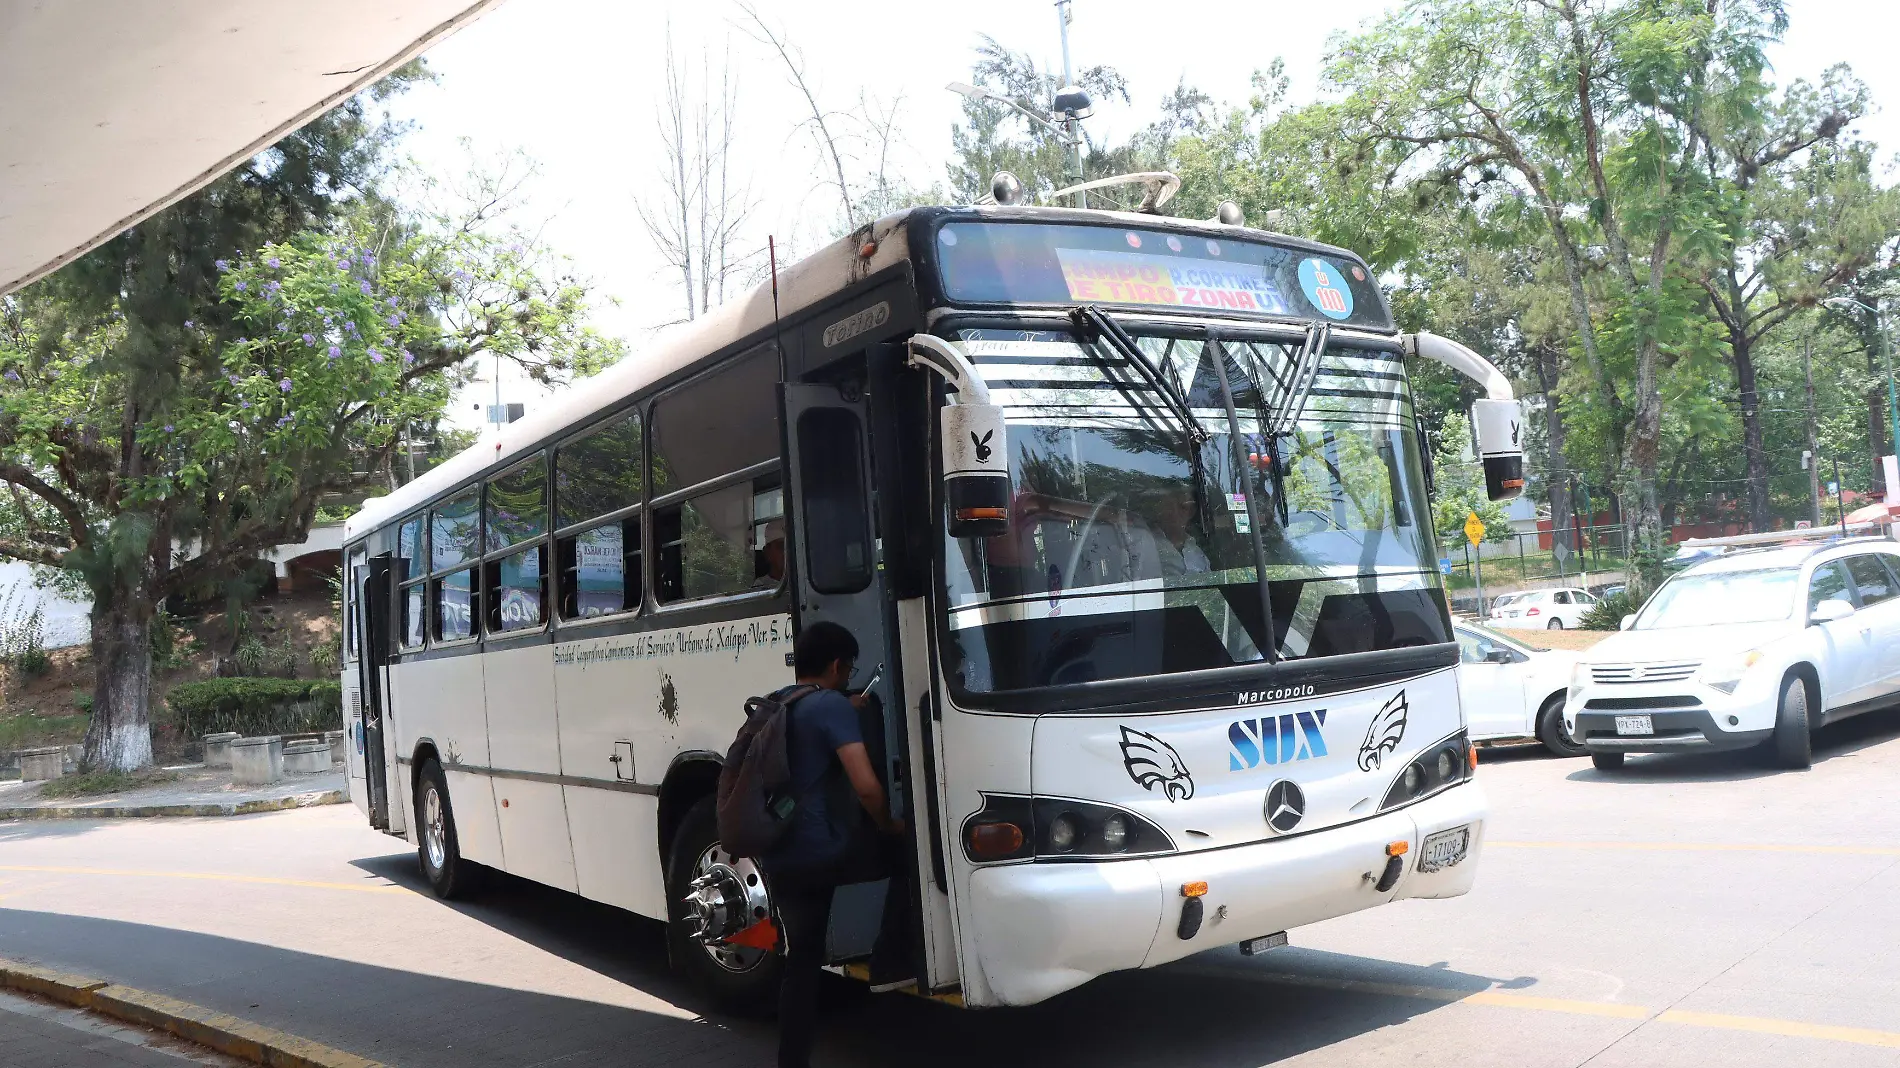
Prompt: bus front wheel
<box><xmin>416</xmin><ymin>758</ymin><xmax>478</xmax><ymax>899</ymax></box>
<box><xmin>665</xmin><ymin>796</ymin><xmax>782</xmax><ymax>1013</ymax></box>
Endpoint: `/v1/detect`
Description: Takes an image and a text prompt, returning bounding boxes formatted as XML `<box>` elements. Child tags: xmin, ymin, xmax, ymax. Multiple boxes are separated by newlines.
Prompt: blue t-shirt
<box><xmin>762</xmin><ymin>686</ymin><xmax>864</xmax><ymax>873</ymax></box>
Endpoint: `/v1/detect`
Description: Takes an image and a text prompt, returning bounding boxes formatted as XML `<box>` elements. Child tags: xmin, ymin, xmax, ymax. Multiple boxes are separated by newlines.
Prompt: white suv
<box><xmin>1565</xmin><ymin>540</ymin><xmax>1900</xmax><ymax>770</ymax></box>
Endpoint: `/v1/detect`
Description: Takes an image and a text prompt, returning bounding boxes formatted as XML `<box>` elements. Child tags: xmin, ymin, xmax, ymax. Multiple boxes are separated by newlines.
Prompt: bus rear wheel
<box><xmin>665</xmin><ymin>797</ymin><xmax>782</xmax><ymax>1013</ymax></box>
<box><xmin>416</xmin><ymin>758</ymin><xmax>479</xmax><ymax>899</ymax></box>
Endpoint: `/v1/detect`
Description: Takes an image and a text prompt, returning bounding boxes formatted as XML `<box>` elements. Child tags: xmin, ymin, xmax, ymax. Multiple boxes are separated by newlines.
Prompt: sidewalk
<box><xmin>0</xmin><ymin>987</ymin><xmax>241</xmax><ymax>1066</ymax></box>
<box><xmin>0</xmin><ymin>765</ymin><xmax>345</xmax><ymax>819</ymax></box>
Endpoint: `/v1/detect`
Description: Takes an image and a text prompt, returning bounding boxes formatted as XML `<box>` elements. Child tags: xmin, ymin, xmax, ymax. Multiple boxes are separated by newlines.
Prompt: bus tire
<box><xmin>1771</xmin><ymin>673</ymin><xmax>1813</xmax><ymax>770</ymax></box>
<box><xmin>1590</xmin><ymin>751</ymin><xmax>1624</xmax><ymax>771</ymax></box>
<box><xmin>416</xmin><ymin>758</ymin><xmax>478</xmax><ymax>899</ymax></box>
<box><xmin>665</xmin><ymin>796</ymin><xmax>782</xmax><ymax>1013</ymax></box>
<box><xmin>1536</xmin><ymin>695</ymin><xmax>1585</xmax><ymax>757</ymax></box>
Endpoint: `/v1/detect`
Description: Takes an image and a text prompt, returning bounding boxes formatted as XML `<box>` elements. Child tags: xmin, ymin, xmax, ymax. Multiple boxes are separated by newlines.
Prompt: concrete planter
<box><xmin>230</xmin><ymin>736</ymin><xmax>284</xmax><ymax>785</ymax></box>
<box><xmin>324</xmin><ymin>729</ymin><xmax>346</xmax><ymax>766</ymax></box>
<box><xmin>19</xmin><ymin>746</ymin><xmax>65</xmax><ymax>782</ymax></box>
<box><xmin>202</xmin><ymin>732</ymin><xmax>241</xmax><ymax>769</ymax></box>
<box><xmin>282</xmin><ymin>741</ymin><xmax>328</xmax><ymax>775</ymax></box>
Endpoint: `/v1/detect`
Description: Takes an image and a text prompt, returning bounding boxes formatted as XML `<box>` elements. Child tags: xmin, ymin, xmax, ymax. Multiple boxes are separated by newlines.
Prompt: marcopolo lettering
<box><xmin>1228</xmin><ymin>710</ymin><xmax>1329</xmax><ymax>771</ymax></box>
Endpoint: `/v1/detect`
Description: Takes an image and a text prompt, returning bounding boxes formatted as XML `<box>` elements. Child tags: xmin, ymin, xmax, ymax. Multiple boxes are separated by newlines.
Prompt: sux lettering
<box><xmin>1229</xmin><ymin>710</ymin><xmax>1328</xmax><ymax>771</ymax></box>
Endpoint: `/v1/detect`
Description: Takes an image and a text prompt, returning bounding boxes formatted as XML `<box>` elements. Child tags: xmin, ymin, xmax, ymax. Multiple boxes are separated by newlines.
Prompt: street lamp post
<box><xmin>1825</xmin><ymin>295</ymin><xmax>1900</xmax><ymax>498</ymax></box>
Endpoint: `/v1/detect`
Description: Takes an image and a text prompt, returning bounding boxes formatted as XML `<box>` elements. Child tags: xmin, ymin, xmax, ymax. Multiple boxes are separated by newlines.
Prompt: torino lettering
<box><xmin>1228</xmin><ymin>710</ymin><xmax>1329</xmax><ymax>771</ymax></box>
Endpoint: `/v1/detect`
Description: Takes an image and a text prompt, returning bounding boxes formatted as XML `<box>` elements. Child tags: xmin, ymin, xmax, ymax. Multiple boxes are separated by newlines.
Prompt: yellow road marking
<box><xmin>0</xmin><ymin>865</ymin><xmax>404</xmax><ymax>895</ymax></box>
<box><xmin>1657</xmin><ymin>1009</ymin><xmax>1900</xmax><ymax>1049</ymax></box>
<box><xmin>1490</xmin><ymin>840</ymin><xmax>1900</xmax><ymax>857</ymax></box>
<box><xmin>1179</xmin><ymin>967</ymin><xmax>1900</xmax><ymax>1048</ymax></box>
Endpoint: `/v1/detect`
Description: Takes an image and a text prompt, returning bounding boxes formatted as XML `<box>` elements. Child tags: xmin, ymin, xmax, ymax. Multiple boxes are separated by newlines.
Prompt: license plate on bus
<box><xmin>1418</xmin><ymin>826</ymin><xmax>1470</xmax><ymax>873</ymax></box>
<box><xmin>1239</xmin><ymin>931</ymin><xmax>1288</xmax><ymax>956</ymax></box>
<box><xmin>1615</xmin><ymin>714</ymin><xmax>1654</xmax><ymax>736</ymax></box>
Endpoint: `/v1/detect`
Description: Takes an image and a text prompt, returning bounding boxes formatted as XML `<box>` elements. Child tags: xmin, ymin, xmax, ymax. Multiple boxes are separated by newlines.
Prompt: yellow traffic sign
<box><xmin>1464</xmin><ymin>511</ymin><xmax>1486</xmax><ymax>546</ymax></box>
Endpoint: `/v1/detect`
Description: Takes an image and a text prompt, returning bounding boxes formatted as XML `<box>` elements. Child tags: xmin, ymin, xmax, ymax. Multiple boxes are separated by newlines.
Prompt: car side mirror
<box><xmin>1810</xmin><ymin>599</ymin><xmax>1855</xmax><ymax>624</ymax></box>
<box><xmin>1618</xmin><ymin>614</ymin><xmax>1636</xmax><ymax>631</ymax></box>
<box><xmin>1485</xmin><ymin>648</ymin><xmax>1514</xmax><ymax>664</ymax></box>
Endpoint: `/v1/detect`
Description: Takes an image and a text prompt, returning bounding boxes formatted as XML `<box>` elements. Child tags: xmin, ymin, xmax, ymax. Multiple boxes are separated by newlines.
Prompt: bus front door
<box><xmin>357</xmin><ymin>556</ymin><xmax>394</xmax><ymax>830</ymax></box>
<box><xmin>780</xmin><ymin>380</ymin><xmax>913</xmax><ymax>965</ymax></box>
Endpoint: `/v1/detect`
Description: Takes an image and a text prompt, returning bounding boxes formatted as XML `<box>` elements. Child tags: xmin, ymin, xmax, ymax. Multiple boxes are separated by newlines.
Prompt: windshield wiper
<box><xmin>1069</xmin><ymin>306</ymin><xmax>1207</xmax><ymax>450</ymax></box>
<box><xmin>1270</xmin><ymin>322</ymin><xmax>1330</xmax><ymax>439</ymax></box>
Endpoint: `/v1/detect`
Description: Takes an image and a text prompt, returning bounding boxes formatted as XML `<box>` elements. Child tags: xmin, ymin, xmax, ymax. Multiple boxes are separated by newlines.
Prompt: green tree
<box><xmin>0</xmin><ymin>83</ymin><xmax>619</xmax><ymax>771</ymax></box>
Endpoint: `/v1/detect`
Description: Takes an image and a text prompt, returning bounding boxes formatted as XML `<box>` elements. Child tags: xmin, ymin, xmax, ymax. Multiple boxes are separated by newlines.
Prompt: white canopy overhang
<box><xmin>0</xmin><ymin>0</ymin><xmax>504</xmax><ymax>295</ymax></box>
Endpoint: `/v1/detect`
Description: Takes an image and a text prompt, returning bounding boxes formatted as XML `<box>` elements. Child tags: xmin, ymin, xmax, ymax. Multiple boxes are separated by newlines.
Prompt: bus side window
<box><xmin>554</xmin><ymin>410</ymin><xmax>645</xmax><ymax>620</ymax></box>
<box><xmin>648</xmin><ymin>346</ymin><xmax>780</xmax><ymax>604</ymax></box>
<box><xmin>345</xmin><ymin>552</ymin><xmax>366</xmax><ymax>662</ymax></box>
<box><xmin>397</xmin><ymin>514</ymin><xmax>426</xmax><ymax>651</ymax></box>
<box><xmin>796</xmin><ymin>408</ymin><xmax>872</xmax><ymax>594</ymax></box>
<box><xmin>433</xmin><ymin>568</ymin><xmax>478</xmax><ymax>642</ymax></box>
<box><xmin>486</xmin><ymin>545</ymin><xmax>547</xmax><ymax>632</ymax></box>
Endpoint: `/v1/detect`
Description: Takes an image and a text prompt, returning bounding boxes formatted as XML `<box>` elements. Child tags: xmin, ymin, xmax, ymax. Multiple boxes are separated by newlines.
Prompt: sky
<box><xmin>390</xmin><ymin>0</ymin><xmax>1900</xmax><ymax>432</ymax></box>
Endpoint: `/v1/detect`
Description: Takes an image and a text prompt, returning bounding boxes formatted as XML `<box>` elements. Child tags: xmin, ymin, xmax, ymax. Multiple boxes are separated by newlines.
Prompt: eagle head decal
<box><xmin>1357</xmin><ymin>691</ymin><xmax>1409</xmax><ymax>772</ymax></box>
<box><xmin>1119</xmin><ymin>725</ymin><xmax>1194</xmax><ymax>802</ymax></box>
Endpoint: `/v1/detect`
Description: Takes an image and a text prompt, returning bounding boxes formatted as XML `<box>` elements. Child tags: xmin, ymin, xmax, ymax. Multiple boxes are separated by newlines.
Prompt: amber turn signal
<box><xmin>967</xmin><ymin>821</ymin><xmax>1025</xmax><ymax>858</ymax></box>
<box><xmin>1180</xmin><ymin>881</ymin><xmax>1209</xmax><ymax>898</ymax></box>
<box><xmin>1468</xmin><ymin>743</ymin><xmax>1479</xmax><ymax>771</ymax></box>
<box><xmin>1385</xmin><ymin>840</ymin><xmax>1408</xmax><ymax>857</ymax></box>
<box><xmin>954</xmin><ymin>507</ymin><xmax>1008</xmax><ymax>522</ymax></box>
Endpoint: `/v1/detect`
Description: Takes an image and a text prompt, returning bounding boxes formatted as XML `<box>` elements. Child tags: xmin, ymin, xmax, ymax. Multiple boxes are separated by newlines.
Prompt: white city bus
<box><xmin>340</xmin><ymin>191</ymin><xmax>1525</xmax><ymax>1009</ymax></box>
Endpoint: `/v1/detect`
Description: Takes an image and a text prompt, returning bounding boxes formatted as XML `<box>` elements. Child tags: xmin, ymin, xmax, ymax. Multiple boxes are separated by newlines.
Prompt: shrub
<box><xmin>73</xmin><ymin>691</ymin><xmax>93</xmax><ymax>713</ymax></box>
<box><xmin>165</xmin><ymin>678</ymin><xmax>342</xmax><ymax>740</ymax></box>
<box><xmin>310</xmin><ymin>640</ymin><xmax>340</xmax><ymax>679</ymax></box>
<box><xmin>231</xmin><ymin>635</ymin><xmax>268</xmax><ymax>676</ymax></box>
<box><xmin>1581</xmin><ymin>591</ymin><xmax>1637</xmax><ymax>631</ymax></box>
<box><xmin>0</xmin><ymin>585</ymin><xmax>50</xmax><ymax>679</ymax></box>
<box><xmin>266</xmin><ymin>633</ymin><xmax>298</xmax><ymax>678</ymax></box>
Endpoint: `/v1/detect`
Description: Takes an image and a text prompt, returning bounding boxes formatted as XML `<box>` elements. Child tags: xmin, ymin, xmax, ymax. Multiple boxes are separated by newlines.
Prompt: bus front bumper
<box><xmin>962</xmin><ymin>781</ymin><xmax>1487</xmax><ymax>1007</ymax></box>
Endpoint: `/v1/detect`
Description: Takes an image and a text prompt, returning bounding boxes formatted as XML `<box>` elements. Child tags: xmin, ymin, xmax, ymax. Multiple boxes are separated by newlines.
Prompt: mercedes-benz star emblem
<box><xmin>1264</xmin><ymin>779</ymin><xmax>1306</xmax><ymax>834</ymax></box>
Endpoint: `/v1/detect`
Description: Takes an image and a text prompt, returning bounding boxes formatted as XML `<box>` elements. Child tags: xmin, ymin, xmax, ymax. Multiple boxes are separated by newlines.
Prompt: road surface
<box><xmin>2</xmin><ymin>710</ymin><xmax>1898</xmax><ymax>1067</ymax></box>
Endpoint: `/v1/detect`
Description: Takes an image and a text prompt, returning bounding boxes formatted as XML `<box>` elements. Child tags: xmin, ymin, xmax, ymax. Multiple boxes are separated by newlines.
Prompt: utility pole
<box><xmin>1833</xmin><ymin>456</ymin><xmax>1847</xmax><ymax>537</ymax></box>
<box><xmin>1803</xmin><ymin>334</ymin><xmax>1822</xmax><ymax>526</ymax></box>
<box><xmin>1053</xmin><ymin>1</ymin><xmax>1085</xmax><ymax>207</ymax></box>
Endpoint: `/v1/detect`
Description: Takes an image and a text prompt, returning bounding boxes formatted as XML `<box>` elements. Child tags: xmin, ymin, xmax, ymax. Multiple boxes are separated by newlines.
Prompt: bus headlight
<box><xmin>960</xmin><ymin>795</ymin><xmax>1176</xmax><ymax>862</ymax></box>
<box><xmin>1047</xmin><ymin>813</ymin><xmax>1080</xmax><ymax>853</ymax></box>
<box><xmin>1696</xmin><ymin>650</ymin><xmax>1762</xmax><ymax>695</ymax></box>
<box><xmin>1379</xmin><ymin>733</ymin><xmax>1471</xmax><ymax>812</ymax></box>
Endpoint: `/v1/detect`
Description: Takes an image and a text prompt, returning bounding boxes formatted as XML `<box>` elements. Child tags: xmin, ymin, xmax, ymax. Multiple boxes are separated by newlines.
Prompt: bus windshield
<box><xmin>941</xmin><ymin>324</ymin><xmax>1448</xmax><ymax>696</ymax></box>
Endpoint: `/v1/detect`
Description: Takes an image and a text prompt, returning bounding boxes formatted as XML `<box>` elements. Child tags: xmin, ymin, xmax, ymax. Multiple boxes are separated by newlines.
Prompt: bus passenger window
<box><xmin>397</xmin><ymin>515</ymin><xmax>424</xmax><ymax>583</ymax></box>
<box><xmin>795</xmin><ymin>408</ymin><xmax>872</xmax><ymax>593</ymax></box>
<box><xmin>487</xmin><ymin>545</ymin><xmax>546</xmax><ymax>632</ymax></box>
<box><xmin>433</xmin><ymin>568</ymin><xmax>477</xmax><ymax>642</ymax></box>
<box><xmin>558</xmin><ymin>518</ymin><xmax>641</xmax><ymax>619</ymax></box>
<box><xmin>400</xmin><ymin>581</ymin><xmax>425</xmax><ymax>650</ymax></box>
<box><xmin>650</xmin><ymin>347</ymin><xmax>778</xmax><ymax>495</ymax></box>
<box><xmin>655</xmin><ymin>481</ymin><xmax>768</xmax><ymax>602</ymax></box>
<box><xmin>557</xmin><ymin>412</ymin><xmax>643</xmax><ymax>528</ymax></box>
<box><xmin>431</xmin><ymin>488</ymin><xmax>481</xmax><ymax>571</ymax></box>
<box><xmin>486</xmin><ymin>458</ymin><xmax>547</xmax><ymax>551</ymax></box>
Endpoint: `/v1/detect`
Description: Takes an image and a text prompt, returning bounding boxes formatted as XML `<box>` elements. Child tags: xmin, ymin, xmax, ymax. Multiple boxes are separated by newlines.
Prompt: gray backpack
<box><xmin>715</xmin><ymin>685</ymin><xmax>818</xmax><ymax>859</ymax></box>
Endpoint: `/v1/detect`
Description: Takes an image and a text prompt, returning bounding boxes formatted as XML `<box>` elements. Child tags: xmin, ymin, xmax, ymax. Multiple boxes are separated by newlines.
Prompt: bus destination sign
<box><xmin>1054</xmin><ymin>247</ymin><xmax>1290</xmax><ymax>314</ymax></box>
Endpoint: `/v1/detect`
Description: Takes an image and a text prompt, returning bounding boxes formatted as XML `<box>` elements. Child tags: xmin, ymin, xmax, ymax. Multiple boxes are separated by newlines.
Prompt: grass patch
<box><xmin>35</xmin><ymin>769</ymin><xmax>179</xmax><ymax>799</ymax></box>
<box><xmin>0</xmin><ymin>713</ymin><xmax>89</xmax><ymax>750</ymax></box>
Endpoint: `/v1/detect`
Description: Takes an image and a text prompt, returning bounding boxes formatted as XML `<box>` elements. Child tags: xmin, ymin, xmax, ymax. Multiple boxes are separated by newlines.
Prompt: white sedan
<box><xmin>1565</xmin><ymin>539</ymin><xmax>1900</xmax><ymax>770</ymax></box>
<box><xmin>1456</xmin><ymin>623</ymin><xmax>1585</xmax><ymax>756</ymax></box>
<box><xmin>1488</xmin><ymin>587</ymin><xmax>1598</xmax><ymax>631</ymax></box>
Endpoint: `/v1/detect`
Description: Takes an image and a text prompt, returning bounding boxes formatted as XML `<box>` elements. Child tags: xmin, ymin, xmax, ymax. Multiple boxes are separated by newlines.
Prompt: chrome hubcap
<box><xmin>690</xmin><ymin>843</ymin><xmax>769</xmax><ymax>973</ymax></box>
<box><xmin>423</xmin><ymin>784</ymin><xmax>446</xmax><ymax>872</ymax></box>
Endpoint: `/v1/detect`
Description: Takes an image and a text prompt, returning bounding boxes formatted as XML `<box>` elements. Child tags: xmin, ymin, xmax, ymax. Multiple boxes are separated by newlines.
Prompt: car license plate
<box><xmin>1239</xmin><ymin>931</ymin><xmax>1289</xmax><ymax>956</ymax></box>
<box><xmin>1418</xmin><ymin>826</ymin><xmax>1470</xmax><ymax>873</ymax></box>
<box><xmin>1615</xmin><ymin>714</ymin><xmax>1654</xmax><ymax>736</ymax></box>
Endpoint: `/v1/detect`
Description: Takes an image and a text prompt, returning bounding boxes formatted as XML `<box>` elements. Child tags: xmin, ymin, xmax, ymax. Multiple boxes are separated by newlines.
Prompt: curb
<box><xmin>0</xmin><ymin>957</ymin><xmax>387</xmax><ymax>1068</ymax></box>
<box><xmin>0</xmin><ymin>789</ymin><xmax>345</xmax><ymax>821</ymax></box>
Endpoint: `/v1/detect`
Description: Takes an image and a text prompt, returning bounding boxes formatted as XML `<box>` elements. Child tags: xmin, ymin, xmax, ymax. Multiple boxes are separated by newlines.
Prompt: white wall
<box><xmin>0</xmin><ymin>562</ymin><xmax>91</xmax><ymax>649</ymax></box>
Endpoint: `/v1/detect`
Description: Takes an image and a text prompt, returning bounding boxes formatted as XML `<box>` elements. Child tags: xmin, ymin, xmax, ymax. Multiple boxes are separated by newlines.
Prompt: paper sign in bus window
<box><xmin>1055</xmin><ymin>248</ymin><xmax>1289</xmax><ymax>313</ymax></box>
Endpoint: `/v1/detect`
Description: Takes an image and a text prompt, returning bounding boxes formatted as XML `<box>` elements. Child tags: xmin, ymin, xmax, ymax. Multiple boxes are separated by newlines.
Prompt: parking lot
<box><xmin>3</xmin><ymin>708</ymin><xmax>1899</xmax><ymax>1068</ymax></box>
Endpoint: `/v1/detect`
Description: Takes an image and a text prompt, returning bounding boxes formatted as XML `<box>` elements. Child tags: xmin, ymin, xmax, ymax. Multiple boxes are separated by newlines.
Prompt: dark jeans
<box><xmin>770</xmin><ymin>837</ymin><xmax>909</xmax><ymax>1068</ymax></box>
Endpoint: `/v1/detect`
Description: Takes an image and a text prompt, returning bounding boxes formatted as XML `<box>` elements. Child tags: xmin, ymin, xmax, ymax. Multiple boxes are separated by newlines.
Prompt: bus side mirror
<box><xmin>943</xmin><ymin>402</ymin><xmax>1010</xmax><ymax>538</ymax></box>
<box><xmin>1471</xmin><ymin>399</ymin><xmax>1525</xmax><ymax>502</ymax></box>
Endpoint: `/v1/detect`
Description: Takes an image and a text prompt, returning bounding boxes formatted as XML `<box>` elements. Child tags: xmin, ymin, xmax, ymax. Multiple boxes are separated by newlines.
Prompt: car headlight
<box><xmin>1568</xmin><ymin>662</ymin><xmax>1590</xmax><ymax>702</ymax></box>
<box><xmin>1696</xmin><ymin>650</ymin><xmax>1763</xmax><ymax>695</ymax></box>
